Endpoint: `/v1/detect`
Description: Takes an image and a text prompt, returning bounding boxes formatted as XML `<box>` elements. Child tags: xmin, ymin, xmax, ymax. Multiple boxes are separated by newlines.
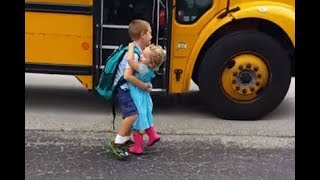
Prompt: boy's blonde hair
<box><xmin>147</xmin><ymin>44</ymin><xmax>166</xmax><ymax>69</ymax></box>
<box><xmin>128</xmin><ymin>19</ymin><xmax>150</xmax><ymax>41</ymax></box>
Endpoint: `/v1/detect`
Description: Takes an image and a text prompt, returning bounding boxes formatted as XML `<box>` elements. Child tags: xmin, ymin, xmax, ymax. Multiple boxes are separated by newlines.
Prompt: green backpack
<box><xmin>95</xmin><ymin>45</ymin><xmax>141</xmax><ymax>100</ymax></box>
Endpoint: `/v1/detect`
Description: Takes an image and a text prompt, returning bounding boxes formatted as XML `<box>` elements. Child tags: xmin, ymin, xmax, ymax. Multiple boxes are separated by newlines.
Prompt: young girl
<box><xmin>124</xmin><ymin>42</ymin><xmax>166</xmax><ymax>155</ymax></box>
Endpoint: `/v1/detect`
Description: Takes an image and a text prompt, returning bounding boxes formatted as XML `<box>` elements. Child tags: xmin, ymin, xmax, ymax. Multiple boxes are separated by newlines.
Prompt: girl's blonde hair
<box><xmin>147</xmin><ymin>44</ymin><xmax>166</xmax><ymax>69</ymax></box>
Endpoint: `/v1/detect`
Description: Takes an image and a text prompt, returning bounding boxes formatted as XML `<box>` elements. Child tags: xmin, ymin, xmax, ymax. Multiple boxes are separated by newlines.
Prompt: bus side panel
<box><xmin>25</xmin><ymin>0</ymin><xmax>93</xmax><ymax>6</ymax></box>
<box><xmin>25</xmin><ymin>12</ymin><xmax>93</xmax><ymax>66</ymax></box>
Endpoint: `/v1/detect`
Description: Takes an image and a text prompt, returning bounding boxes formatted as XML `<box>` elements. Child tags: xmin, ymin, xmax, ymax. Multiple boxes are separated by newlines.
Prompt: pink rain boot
<box><xmin>129</xmin><ymin>132</ymin><xmax>143</xmax><ymax>155</ymax></box>
<box><xmin>145</xmin><ymin>126</ymin><xmax>160</xmax><ymax>147</ymax></box>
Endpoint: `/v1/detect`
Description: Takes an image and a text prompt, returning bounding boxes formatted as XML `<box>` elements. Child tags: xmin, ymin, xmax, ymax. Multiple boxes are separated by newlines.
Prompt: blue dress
<box><xmin>129</xmin><ymin>64</ymin><xmax>155</xmax><ymax>131</ymax></box>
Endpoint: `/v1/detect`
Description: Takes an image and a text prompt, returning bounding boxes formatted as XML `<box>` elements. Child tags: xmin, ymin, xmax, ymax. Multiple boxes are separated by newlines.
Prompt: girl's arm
<box><xmin>127</xmin><ymin>42</ymin><xmax>141</xmax><ymax>72</ymax></box>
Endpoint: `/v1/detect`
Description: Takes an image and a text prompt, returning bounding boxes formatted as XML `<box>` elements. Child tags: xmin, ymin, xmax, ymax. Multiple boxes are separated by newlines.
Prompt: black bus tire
<box><xmin>199</xmin><ymin>30</ymin><xmax>291</xmax><ymax>120</ymax></box>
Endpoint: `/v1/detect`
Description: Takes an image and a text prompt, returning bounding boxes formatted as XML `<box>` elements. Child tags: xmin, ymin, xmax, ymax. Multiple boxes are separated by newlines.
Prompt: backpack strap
<box><xmin>111</xmin><ymin>46</ymin><xmax>142</xmax><ymax>130</ymax></box>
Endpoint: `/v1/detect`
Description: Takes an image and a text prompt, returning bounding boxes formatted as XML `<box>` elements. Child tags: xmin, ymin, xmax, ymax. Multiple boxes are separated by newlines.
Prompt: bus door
<box><xmin>96</xmin><ymin>0</ymin><xmax>170</xmax><ymax>91</ymax></box>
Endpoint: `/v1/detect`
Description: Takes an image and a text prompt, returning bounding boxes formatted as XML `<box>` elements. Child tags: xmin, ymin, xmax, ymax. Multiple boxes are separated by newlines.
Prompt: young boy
<box><xmin>108</xmin><ymin>19</ymin><xmax>153</xmax><ymax>159</ymax></box>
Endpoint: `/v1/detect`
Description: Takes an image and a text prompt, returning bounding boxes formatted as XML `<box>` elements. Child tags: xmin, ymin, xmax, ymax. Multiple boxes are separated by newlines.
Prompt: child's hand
<box><xmin>145</xmin><ymin>83</ymin><xmax>152</xmax><ymax>92</ymax></box>
<box><xmin>128</xmin><ymin>42</ymin><xmax>135</xmax><ymax>49</ymax></box>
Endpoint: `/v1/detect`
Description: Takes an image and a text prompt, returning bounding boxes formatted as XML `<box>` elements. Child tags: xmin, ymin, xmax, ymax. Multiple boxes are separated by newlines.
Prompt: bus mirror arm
<box><xmin>217</xmin><ymin>6</ymin><xmax>240</xmax><ymax>19</ymax></box>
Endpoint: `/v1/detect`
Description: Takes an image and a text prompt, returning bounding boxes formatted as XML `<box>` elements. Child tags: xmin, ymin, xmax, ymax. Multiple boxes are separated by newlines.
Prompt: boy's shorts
<box><xmin>115</xmin><ymin>87</ymin><xmax>137</xmax><ymax>119</ymax></box>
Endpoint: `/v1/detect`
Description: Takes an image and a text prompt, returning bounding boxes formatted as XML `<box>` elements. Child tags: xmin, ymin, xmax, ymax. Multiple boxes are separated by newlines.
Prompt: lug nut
<box><xmin>232</xmin><ymin>80</ymin><xmax>237</xmax><ymax>84</ymax></box>
<box><xmin>247</xmin><ymin>64</ymin><xmax>252</xmax><ymax>68</ymax></box>
<box><xmin>254</xmin><ymin>67</ymin><xmax>259</xmax><ymax>71</ymax></box>
<box><xmin>233</xmin><ymin>72</ymin><xmax>238</xmax><ymax>76</ymax></box>
<box><xmin>236</xmin><ymin>86</ymin><xmax>240</xmax><ymax>91</ymax></box>
<box><xmin>242</xmin><ymin>89</ymin><xmax>247</xmax><ymax>94</ymax></box>
<box><xmin>250</xmin><ymin>87</ymin><xmax>255</xmax><ymax>92</ymax></box>
<box><xmin>257</xmin><ymin>74</ymin><xmax>262</xmax><ymax>78</ymax></box>
<box><xmin>256</xmin><ymin>82</ymin><xmax>261</xmax><ymax>86</ymax></box>
<box><xmin>239</xmin><ymin>66</ymin><xmax>243</xmax><ymax>70</ymax></box>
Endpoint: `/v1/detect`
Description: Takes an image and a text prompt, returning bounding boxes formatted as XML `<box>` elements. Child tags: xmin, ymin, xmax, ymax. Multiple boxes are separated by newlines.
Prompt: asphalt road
<box><xmin>25</xmin><ymin>130</ymin><xmax>294</xmax><ymax>180</ymax></box>
<box><xmin>25</xmin><ymin>73</ymin><xmax>295</xmax><ymax>179</ymax></box>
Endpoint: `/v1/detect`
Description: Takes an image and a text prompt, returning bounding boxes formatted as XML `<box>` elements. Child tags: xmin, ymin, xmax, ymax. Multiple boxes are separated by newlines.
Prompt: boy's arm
<box><xmin>127</xmin><ymin>42</ymin><xmax>141</xmax><ymax>72</ymax></box>
<box><xmin>124</xmin><ymin>67</ymin><xmax>152</xmax><ymax>92</ymax></box>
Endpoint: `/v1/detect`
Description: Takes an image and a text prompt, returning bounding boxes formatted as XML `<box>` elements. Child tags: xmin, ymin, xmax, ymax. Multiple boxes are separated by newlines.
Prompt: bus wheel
<box><xmin>199</xmin><ymin>30</ymin><xmax>291</xmax><ymax>120</ymax></box>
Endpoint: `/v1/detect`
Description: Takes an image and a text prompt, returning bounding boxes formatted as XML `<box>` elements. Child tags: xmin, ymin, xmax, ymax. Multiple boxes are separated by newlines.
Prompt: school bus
<box><xmin>25</xmin><ymin>0</ymin><xmax>295</xmax><ymax>120</ymax></box>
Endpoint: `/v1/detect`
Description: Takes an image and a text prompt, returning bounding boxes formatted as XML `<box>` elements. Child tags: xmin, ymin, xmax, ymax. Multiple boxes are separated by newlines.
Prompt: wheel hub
<box><xmin>221</xmin><ymin>53</ymin><xmax>269</xmax><ymax>102</ymax></box>
<box><xmin>239</xmin><ymin>70</ymin><xmax>253</xmax><ymax>84</ymax></box>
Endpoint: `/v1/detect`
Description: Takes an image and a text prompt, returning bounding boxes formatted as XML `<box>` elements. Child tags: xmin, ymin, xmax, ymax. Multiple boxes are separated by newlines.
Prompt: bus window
<box><xmin>103</xmin><ymin>0</ymin><xmax>131</xmax><ymax>25</ymax></box>
<box><xmin>132</xmin><ymin>0</ymin><xmax>153</xmax><ymax>24</ymax></box>
<box><xmin>176</xmin><ymin>0</ymin><xmax>213</xmax><ymax>24</ymax></box>
<box><xmin>103</xmin><ymin>0</ymin><xmax>153</xmax><ymax>25</ymax></box>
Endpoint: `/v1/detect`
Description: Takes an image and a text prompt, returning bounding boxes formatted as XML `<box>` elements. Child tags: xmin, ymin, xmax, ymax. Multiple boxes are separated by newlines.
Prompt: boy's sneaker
<box><xmin>107</xmin><ymin>141</ymin><xmax>130</xmax><ymax>160</ymax></box>
<box><xmin>123</xmin><ymin>139</ymin><xmax>134</xmax><ymax>149</ymax></box>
